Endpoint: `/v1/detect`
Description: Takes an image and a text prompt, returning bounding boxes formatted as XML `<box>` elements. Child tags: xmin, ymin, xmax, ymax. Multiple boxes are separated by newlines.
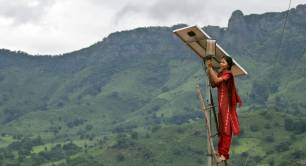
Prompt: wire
<box><xmin>275</xmin><ymin>0</ymin><xmax>292</xmax><ymax>63</ymax></box>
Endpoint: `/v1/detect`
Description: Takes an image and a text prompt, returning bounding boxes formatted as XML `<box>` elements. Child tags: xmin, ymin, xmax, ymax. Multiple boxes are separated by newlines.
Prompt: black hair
<box><xmin>223</xmin><ymin>56</ymin><xmax>233</xmax><ymax>70</ymax></box>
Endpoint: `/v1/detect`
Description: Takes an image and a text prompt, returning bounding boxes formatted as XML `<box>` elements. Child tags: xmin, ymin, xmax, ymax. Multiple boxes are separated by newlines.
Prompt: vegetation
<box><xmin>0</xmin><ymin>4</ymin><xmax>306</xmax><ymax>166</ymax></box>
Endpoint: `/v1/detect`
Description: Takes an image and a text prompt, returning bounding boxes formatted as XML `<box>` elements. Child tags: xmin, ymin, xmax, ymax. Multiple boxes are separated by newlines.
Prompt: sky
<box><xmin>0</xmin><ymin>0</ymin><xmax>305</xmax><ymax>55</ymax></box>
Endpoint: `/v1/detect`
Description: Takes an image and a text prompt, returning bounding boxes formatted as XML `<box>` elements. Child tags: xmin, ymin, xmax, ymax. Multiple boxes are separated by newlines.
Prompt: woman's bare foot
<box><xmin>216</xmin><ymin>155</ymin><xmax>226</xmax><ymax>163</ymax></box>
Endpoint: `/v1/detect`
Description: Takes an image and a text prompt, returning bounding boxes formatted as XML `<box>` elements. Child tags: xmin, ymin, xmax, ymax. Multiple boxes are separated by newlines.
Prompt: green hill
<box><xmin>0</xmin><ymin>4</ymin><xmax>306</xmax><ymax>166</ymax></box>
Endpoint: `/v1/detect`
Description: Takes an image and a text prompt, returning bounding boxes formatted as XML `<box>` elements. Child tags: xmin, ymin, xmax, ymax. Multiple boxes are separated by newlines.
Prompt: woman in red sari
<box><xmin>207</xmin><ymin>56</ymin><xmax>242</xmax><ymax>163</ymax></box>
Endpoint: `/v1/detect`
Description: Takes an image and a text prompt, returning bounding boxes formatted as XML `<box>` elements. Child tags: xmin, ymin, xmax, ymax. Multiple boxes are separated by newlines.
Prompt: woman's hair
<box><xmin>224</xmin><ymin>56</ymin><xmax>233</xmax><ymax>70</ymax></box>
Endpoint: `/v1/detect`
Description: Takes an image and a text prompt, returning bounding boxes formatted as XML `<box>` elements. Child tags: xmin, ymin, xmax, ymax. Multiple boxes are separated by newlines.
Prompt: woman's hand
<box><xmin>207</xmin><ymin>59</ymin><xmax>213</xmax><ymax>68</ymax></box>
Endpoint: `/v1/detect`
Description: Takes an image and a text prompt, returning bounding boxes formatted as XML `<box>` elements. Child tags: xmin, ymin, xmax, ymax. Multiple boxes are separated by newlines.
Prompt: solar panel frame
<box><xmin>173</xmin><ymin>25</ymin><xmax>248</xmax><ymax>76</ymax></box>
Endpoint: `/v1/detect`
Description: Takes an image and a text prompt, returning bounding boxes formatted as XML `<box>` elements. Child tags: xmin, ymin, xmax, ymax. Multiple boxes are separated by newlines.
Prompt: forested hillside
<box><xmin>0</xmin><ymin>4</ymin><xmax>305</xmax><ymax>166</ymax></box>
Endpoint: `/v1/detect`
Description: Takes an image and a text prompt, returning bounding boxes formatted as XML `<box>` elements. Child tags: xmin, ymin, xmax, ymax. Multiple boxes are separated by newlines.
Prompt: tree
<box><xmin>131</xmin><ymin>131</ymin><xmax>138</xmax><ymax>140</ymax></box>
<box><xmin>116</xmin><ymin>153</ymin><xmax>125</xmax><ymax>162</ymax></box>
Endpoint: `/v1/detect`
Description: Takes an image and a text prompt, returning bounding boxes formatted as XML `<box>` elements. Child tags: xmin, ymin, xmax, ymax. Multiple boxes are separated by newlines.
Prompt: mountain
<box><xmin>0</xmin><ymin>4</ymin><xmax>306</xmax><ymax>166</ymax></box>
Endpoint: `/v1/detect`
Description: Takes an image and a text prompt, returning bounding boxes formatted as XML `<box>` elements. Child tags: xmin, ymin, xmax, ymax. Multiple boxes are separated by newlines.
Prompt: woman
<box><xmin>207</xmin><ymin>56</ymin><xmax>242</xmax><ymax>163</ymax></box>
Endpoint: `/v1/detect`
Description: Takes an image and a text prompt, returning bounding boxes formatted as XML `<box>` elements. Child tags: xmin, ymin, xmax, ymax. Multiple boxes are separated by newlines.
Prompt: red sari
<box><xmin>216</xmin><ymin>70</ymin><xmax>241</xmax><ymax>136</ymax></box>
<box><xmin>215</xmin><ymin>70</ymin><xmax>242</xmax><ymax>160</ymax></box>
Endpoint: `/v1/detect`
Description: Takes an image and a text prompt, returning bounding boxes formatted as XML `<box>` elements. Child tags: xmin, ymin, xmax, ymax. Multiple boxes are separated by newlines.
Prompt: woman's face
<box><xmin>220</xmin><ymin>58</ymin><xmax>229</xmax><ymax>71</ymax></box>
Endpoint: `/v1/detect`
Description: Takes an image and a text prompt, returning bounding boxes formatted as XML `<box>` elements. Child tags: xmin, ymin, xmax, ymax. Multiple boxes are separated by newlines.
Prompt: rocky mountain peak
<box><xmin>295</xmin><ymin>4</ymin><xmax>306</xmax><ymax>15</ymax></box>
<box><xmin>227</xmin><ymin>10</ymin><xmax>246</xmax><ymax>32</ymax></box>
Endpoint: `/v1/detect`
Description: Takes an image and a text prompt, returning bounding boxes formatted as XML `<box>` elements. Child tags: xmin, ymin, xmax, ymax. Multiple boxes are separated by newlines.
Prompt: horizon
<box><xmin>0</xmin><ymin>0</ymin><xmax>305</xmax><ymax>55</ymax></box>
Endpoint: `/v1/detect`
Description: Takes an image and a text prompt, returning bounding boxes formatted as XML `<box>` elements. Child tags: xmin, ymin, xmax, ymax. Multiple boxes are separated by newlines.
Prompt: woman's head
<box><xmin>220</xmin><ymin>56</ymin><xmax>233</xmax><ymax>71</ymax></box>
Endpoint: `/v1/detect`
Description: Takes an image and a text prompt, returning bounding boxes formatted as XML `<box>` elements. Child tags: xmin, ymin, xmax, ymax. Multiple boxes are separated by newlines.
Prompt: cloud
<box><xmin>113</xmin><ymin>0</ymin><xmax>306</xmax><ymax>27</ymax></box>
<box><xmin>146</xmin><ymin>0</ymin><xmax>206</xmax><ymax>21</ymax></box>
<box><xmin>113</xmin><ymin>0</ymin><xmax>207</xmax><ymax>26</ymax></box>
<box><xmin>0</xmin><ymin>0</ymin><xmax>305</xmax><ymax>55</ymax></box>
<box><xmin>0</xmin><ymin>0</ymin><xmax>56</xmax><ymax>25</ymax></box>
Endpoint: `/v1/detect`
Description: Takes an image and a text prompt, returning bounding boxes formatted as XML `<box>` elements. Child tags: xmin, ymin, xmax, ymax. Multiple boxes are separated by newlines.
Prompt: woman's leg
<box><xmin>218</xmin><ymin>127</ymin><xmax>232</xmax><ymax>160</ymax></box>
<box><xmin>221</xmin><ymin>134</ymin><xmax>232</xmax><ymax>160</ymax></box>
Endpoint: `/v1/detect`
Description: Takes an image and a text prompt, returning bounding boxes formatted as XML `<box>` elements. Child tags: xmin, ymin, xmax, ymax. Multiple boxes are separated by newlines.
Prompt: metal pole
<box><xmin>205</xmin><ymin>39</ymin><xmax>217</xmax><ymax>166</ymax></box>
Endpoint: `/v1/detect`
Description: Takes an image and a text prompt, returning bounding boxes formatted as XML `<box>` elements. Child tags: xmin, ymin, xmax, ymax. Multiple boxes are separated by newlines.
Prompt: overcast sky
<box><xmin>0</xmin><ymin>0</ymin><xmax>305</xmax><ymax>55</ymax></box>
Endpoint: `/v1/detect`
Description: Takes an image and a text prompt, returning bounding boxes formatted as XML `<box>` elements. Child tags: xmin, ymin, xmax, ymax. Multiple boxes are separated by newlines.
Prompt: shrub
<box><xmin>116</xmin><ymin>154</ymin><xmax>125</xmax><ymax>162</ymax></box>
<box><xmin>274</xmin><ymin>141</ymin><xmax>290</xmax><ymax>152</ymax></box>
<box><xmin>264</xmin><ymin>135</ymin><xmax>275</xmax><ymax>143</ymax></box>
<box><xmin>131</xmin><ymin>131</ymin><xmax>138</xmax><ymax>140</ymax></box>
<box><xmin>249</xmin><ymin>125</ymin><xmax>259</xmax><ymax>132</ymax></box>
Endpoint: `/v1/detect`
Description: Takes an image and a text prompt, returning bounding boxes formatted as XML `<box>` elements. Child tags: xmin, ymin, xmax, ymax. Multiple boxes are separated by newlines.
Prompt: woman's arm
<box><xmin>207</xmin><ymin>60</ymin><xmax>224</xmax><ymax>87</ymax></box>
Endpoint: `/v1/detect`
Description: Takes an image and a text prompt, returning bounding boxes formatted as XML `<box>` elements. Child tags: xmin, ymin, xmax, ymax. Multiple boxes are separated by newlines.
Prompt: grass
<box><xmin>0</xmin><ymin>23</ymin><xmax>305</xmax><ymax>165</ymax></box>
<box><xmin>0</xmin><ymin>135</ymin><xmax>15</xmax><ymax>148</ymax></box>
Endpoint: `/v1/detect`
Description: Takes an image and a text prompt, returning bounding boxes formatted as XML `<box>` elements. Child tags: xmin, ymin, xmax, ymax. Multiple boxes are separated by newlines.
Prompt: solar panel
<box><xmin>173</xmin><ymin>25</ymin><xmax>248</xmax><ymax>76</ymax></box>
